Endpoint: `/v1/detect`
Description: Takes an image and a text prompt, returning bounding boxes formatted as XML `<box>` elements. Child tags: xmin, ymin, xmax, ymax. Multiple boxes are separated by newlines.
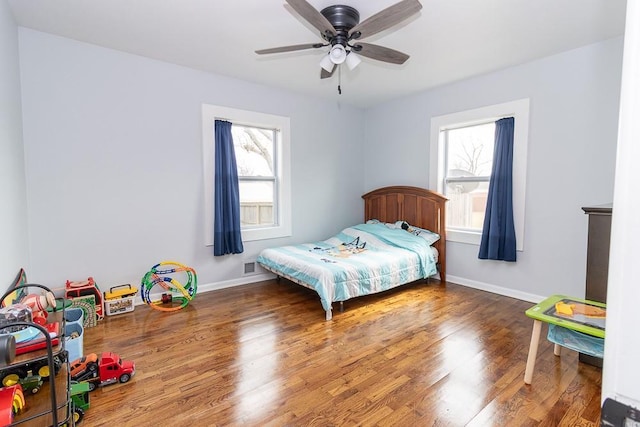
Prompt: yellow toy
<box><xmin>555</xmin><ymin>301</ymin><xmax>574</xmax><ymax>315</ymax></box>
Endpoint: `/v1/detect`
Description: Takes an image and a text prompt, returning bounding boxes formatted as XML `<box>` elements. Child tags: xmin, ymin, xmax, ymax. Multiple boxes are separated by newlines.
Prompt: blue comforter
<box><xmin>257</xmin><ymin>223</ymin><xmax>438</xmax><ymax>313</ymax></box>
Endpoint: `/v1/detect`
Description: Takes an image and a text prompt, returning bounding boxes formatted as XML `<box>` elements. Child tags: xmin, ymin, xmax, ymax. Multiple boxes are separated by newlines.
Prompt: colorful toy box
<box><xmin>65</xmin><ymin>277</ymin><xmax>104</xmax><ymax>321</ymax></box>
<box><xmin>104</xmin><ymin>284</ymin><xmax>138</xmax><ymax>316</ymax></box>
<box><xmin>69</xmin><ymin>295</ymin><xmax>98</xmax><ymax>328</ymax></box>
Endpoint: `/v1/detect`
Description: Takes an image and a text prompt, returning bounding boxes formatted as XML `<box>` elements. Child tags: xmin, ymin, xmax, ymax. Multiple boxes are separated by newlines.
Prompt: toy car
<box><xmin>1</xmin><ymin>371</ymin><xmax>44</xmax><ymax>394</ymax></box>
<box><xmin>70</xmin><ymin>354</ymin><xmax>98</xmax><ymax>378</ymax></box>
<box><xmin>70</xmin><ymin>352</ymin><xmax>135</xmax><ymax>391</ymax></box>
<box><xmin>70</xmin><ymin>381</ymin><xmax>91</xmax><ymax>424</ymax></box>
<box><xmin>19</xmin><ymin>374</ymin><xmax>43</xmax><ymax>394</ymax></box>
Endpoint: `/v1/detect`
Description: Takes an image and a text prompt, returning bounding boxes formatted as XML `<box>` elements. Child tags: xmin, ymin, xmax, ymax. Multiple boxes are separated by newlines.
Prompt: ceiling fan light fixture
<box><xmin>319</xmin><ymin>53</ymin><xmax>334</xmax><ymax>72</ymax></box>
<box><xmin>345</xmin><ymin>51</ymin><xmax>361</xmax><ymax>70</ymax></box>
<box><xmin>329</xmin><ymin>44</ymin><xmax>347</xmax><ymax>64</ymax></box>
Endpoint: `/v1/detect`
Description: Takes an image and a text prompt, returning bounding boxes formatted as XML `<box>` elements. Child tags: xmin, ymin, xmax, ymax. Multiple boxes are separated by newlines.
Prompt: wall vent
<box><xmin>243</xmin><ymin>261</ymin><xmax>257</xmax><ymax>275</ymax></box>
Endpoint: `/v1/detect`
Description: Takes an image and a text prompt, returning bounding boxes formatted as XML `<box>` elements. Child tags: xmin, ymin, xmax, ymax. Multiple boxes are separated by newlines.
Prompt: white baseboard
<box><xmin>130</xmin><ymin>272</ymin><xmax>544</xmax><ymax>309</ymax></box>
<box><xmin>192</xmin><ymin>273</ymin><xmax>274</xmax><ymax>294</ymax></box>
<box><xmin>446</xmin><ymin>274</ymin><xmax>545</xmax><ymax>304</ymax></box>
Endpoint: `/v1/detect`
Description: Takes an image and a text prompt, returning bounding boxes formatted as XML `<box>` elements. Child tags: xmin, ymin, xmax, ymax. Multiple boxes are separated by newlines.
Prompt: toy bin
<box><xmin>64</xmin><ymin>321</ymin><xmax>84</xmax><ymax>362</ymax></box>
<box><xmin>547</xmin><ymin>324</ymin><xmax>604</xmax><ymax>358</ymax></box>
<box><xmin>64</xmin><ymin>307</ymin><xmax>84</xmax><ymax>327</ymax></box>
<box><xmin>65</xmin><ymin>277</ymin><xmax>104</xmax><ymax>319</ymax></box>
<box><xmin>104</xmin><ymin>284</ymin><xmax>137</xmax><ymax>316</ymax></box>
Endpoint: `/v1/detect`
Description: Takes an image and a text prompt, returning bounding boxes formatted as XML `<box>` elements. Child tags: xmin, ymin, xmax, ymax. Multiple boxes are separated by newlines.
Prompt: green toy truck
<box><xmin>70</xmin><ymin>381</ymin><xmax>90</xmax><ymax>424</ymax></box>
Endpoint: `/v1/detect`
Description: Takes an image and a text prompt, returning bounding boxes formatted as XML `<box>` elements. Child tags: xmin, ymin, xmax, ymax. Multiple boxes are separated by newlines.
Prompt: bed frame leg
<box><xmin>325</xmin><ymin>309</ymin><xmax>332</xmax><ymax>321</ymax></box>
<box><xmin>339</xmin><ymin>301</ymin><xmax>345</xmax><ymax>312</ymax></box>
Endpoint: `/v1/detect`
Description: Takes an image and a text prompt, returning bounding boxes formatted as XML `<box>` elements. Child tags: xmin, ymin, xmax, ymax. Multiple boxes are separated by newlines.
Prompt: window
<box><xmin>430</xmin><ymin>99</ymin><xmax>529</xmax><ymax>250</ymax></box>
<box><xmin>232</xmin><ymin>124</ymin><xmax>277</xmax><ymax>228</ymax></box>
<box><xmin>202</xmin><ymin>105</ymin><xmax>291</xmax><ymax>245</ymax></box>
<box><xmin>441</xmin><ymin>122</ymin><xmax>495</xmax><ymax>232</ymax></box>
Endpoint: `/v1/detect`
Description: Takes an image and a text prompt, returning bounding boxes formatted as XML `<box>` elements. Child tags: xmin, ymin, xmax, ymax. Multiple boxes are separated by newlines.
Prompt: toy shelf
<box><xmin>10</xmin><ymin>363</ymin><xmax>71</xmax><ymax>426</ymax></box>
<box><xmin>0</xmin><ymin>285</ymin><xmax>74</xmax><ymax>426</ymax></box>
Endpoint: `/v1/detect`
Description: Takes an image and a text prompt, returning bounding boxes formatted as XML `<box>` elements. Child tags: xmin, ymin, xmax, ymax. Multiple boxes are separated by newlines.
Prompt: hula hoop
<box><xmin>141</xmin><ymin>261</ymin><xmax>197</xmax><ymax>312</ymax></box>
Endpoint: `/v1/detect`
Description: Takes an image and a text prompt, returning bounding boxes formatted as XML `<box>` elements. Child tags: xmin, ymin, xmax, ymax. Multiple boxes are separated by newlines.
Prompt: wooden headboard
<box><xmin>362</xmin><ymin>186</ymin><xmax>448</xmax><ymax>282</ymax></box>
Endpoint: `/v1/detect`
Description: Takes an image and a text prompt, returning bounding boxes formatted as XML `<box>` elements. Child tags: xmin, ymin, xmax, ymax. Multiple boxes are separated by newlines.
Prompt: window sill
<box><xmin>446</xmin><ymin>228</ymin><xmax>524</xmax><ymax>251</ymax></box>
<box><xmin>206</xmin><ymin>224</ymin><xmax>292</xmax><ymax>247</ymax></box>
<box><xmin>242</xmin><ymin>224</ymin><xmax>291</xmax><ymax>242</ymax></box>
<box><xmin>446</xmin><ymin>229</ymin><xmax>482</xmax><ymax>246</ymax></box>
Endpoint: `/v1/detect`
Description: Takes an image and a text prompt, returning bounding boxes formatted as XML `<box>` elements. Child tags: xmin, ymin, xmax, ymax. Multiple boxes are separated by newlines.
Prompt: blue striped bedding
<box><xmin>257</xmin><ymin>223</ymin><xmax>438</xmax><ymax>315</ymax></box>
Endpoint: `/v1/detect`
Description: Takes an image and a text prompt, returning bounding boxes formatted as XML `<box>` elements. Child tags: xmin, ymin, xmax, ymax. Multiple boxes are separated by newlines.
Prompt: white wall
<box><xmin>602</xmin><ymin>0</ymin><xmax>640</xmax><ymax>409</ymax></box>
<box><xmin>11</xmin><ymin>24</ymin><xmax>625</xmax><ymax>304</ymax></box>
<box><xmin>18</xmin><ymin>28</ymin><xmax>365</xmax><ymax>290</ymax></box>
<box><xmin>364</xmin><ymin>37</ymin><xmax>623</xmax><ymax>301</ymax></box>
<box><xmin>0</xmin><ymin>0</ymin><xmax>29</xmax><ymax>292</ymax></box>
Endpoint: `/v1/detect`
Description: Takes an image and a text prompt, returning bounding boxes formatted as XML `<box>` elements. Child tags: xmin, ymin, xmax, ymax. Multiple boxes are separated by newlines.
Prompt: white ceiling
<box><xmin>8</xmin><ymin>0</ymin><xmax>627</xmax><ymax>108</ymax></box>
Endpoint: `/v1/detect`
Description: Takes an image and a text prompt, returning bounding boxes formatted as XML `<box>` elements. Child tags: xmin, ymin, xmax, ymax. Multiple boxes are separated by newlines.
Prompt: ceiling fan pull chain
<box><xmin>338</xmin><ymin>65</ymin><xmax>342</xmax><ymax>95</ymax></box>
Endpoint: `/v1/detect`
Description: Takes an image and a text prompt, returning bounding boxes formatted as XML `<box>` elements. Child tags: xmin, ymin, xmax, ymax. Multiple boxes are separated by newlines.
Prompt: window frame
<box><xmin>429</xmin><ymin>99</ymin><xmax>529</xmax><ymax>250</ymax></box>
<box><xmin>202</xmin><ymin>104</ymin><xmax>291</xmax><ymax>246</ymax></box>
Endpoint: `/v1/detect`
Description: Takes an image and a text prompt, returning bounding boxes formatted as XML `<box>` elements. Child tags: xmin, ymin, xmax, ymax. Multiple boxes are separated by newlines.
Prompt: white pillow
<box><xmin>395</xmin><ymin>221</ymin><xmax>440</xmax><ymax>245</ymax></box>
<box><xmin>367</xmin><ymin>219</ymin><xmax>396</xmax><ymax>229</ymax></box>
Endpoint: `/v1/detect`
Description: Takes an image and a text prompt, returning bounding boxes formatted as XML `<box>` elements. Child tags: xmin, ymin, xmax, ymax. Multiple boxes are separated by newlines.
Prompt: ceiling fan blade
<box><xmin>349</xmin><ymin>0</ymin><xmax>422</xmax><ymax>40</ymax></box>
<box><xmin>320</xmin><ymin>64</ymin><xmax>337</xmax><ymax>79</ymax></box>
<box><xmin>256</xmin><ymin>43</ymin><xmax>324</xmax><ymax>55</ymax></box>
<box><xmin>355</xmin><ymin>43</ymin><xmax>410</xmax><ymax>65</ymax></box>
<box><xmin>286</xmin><ymin>0</ymin><xmax>337</xmax><ymax>37</ymax></box>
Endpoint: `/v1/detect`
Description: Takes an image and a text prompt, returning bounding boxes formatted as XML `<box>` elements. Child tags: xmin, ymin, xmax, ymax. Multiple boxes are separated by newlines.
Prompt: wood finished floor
<box><xmin>81</xmin><ymin>280</ymin><xmax>602</xmax><ymax>426</ymax></box>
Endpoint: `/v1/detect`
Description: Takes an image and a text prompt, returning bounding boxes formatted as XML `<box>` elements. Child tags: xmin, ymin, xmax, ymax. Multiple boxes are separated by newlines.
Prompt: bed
<box><xmin>257</xmin><ymin>186</ymin><xmax>447</xmax><ymax>320</ymax></box>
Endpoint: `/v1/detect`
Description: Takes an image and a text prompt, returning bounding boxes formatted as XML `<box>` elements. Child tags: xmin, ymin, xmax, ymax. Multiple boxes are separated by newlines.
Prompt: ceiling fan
<box><xmin>256</xmin><ymin>0</ymin><xmax>422</xmax><ymax>79</ymax></box>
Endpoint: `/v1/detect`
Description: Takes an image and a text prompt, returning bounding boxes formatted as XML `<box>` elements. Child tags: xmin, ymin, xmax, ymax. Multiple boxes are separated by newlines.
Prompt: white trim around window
<box><xmin>429</xmin><ymin>99</ymin><xmax>529</xmax><ymax>251</ymax></box>
<box><xmin>202</xmin><ymin>104</ymin><xmax>292</xmax><ymax>246</ymax></box>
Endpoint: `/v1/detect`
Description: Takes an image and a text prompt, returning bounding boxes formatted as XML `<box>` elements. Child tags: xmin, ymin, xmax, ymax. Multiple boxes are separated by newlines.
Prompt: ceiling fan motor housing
<box><xmin>320</xmin><ymin>5</ymin><xmax>360</xmax><ymax>45</ymax></box>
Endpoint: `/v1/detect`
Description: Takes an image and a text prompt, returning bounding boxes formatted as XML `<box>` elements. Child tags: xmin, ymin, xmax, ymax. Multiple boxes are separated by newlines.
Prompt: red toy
<box><xmin>65</xmin><ymin>277</ymin><xmax>104</xmax><ymax>320</ymax></box>
<box><xmin>0</xmin><ymin>384</ymin><xmax>25</xmax><ymax>425</ymax></box>
<box><xmin>14</xmin><ymin>322</ymin><xmax>60</xmax><ymax>355</ymax></box>
<box><xmin>70</xmin><ymin>352</ymin><xmax>135</xmax><ymax>391</ymax></box>
<box><xmin>21</xmin><ymin>292</ymin><xmax>56</xmax><ymax>325</ymax></box>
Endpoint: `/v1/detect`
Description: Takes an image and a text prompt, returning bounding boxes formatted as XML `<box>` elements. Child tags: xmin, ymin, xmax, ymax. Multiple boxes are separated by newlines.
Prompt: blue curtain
<box><xmin>213</xmin><ymin>120</ymin><xmax>244</xmax><ymax>256</ymax></box>
<box><xmin>478</xmin><ymin>117</ymin><xmax>516</xmax><ymax>261</ymax></box>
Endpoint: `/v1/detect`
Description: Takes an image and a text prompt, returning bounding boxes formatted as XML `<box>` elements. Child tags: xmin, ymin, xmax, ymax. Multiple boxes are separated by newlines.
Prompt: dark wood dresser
<box><xmin>581</xmin><ymin>203</ymin><xmax>612</xmax><ymax>366</ymax></box>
